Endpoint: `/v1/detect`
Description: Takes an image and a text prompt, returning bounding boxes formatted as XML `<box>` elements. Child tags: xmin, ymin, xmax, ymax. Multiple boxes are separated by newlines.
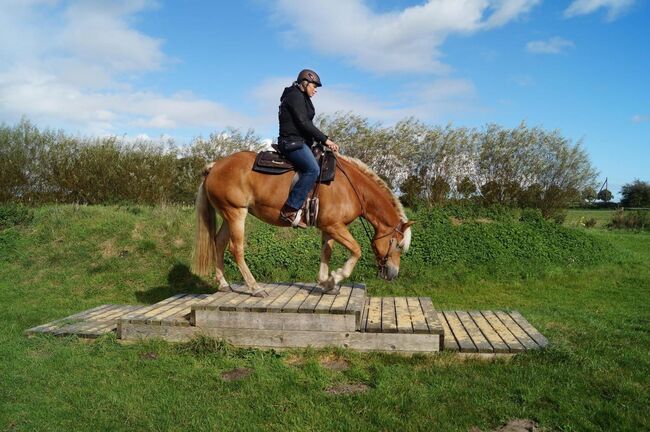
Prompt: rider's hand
<box><xmin>325</xmin><ymin>139</ymin><xmax>339</xmax><ymax>153</ymax></box>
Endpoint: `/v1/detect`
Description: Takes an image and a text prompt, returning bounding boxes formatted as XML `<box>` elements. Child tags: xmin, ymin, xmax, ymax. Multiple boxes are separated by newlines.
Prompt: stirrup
<box><xmin>280</xmin><ymin>209</ymin><xmax>307</xmax><ymax>229</ymax></box>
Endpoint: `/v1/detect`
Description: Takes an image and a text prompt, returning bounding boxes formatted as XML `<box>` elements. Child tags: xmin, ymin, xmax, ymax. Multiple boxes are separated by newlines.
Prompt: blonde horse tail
<box><xmin>191</xmin><ymin>180</ymin><xmax>216</xmax><ymax>276</ymax></box>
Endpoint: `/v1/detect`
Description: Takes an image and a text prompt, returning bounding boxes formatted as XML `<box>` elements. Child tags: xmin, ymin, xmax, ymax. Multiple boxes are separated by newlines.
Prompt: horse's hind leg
<box><xmin>214</xmin><ymin>220</ymin><xmax>230</xmax><ymax>291</ymax></box>
<box><xmin>224</xmin><ymin>208</ymin><xmax>268</xmax><ymax>297</ymax></box>
<box><xmin>318</xmin><ymin>232</ymin><xmax>335</xmax><ymax>288</ymax></box>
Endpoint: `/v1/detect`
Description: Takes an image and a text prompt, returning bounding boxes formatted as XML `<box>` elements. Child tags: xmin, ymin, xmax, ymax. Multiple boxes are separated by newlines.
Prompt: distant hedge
<box><xmin>1</xmin><ymin>117</ymin><xmax>598</xmax><ymax>216</ymax></box>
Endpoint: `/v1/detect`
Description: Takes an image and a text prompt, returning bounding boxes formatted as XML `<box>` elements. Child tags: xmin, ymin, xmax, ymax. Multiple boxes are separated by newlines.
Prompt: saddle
<box><xmin>252</xmin><ymin>145</ymin><xmax>336</xmax><ymax>183</ymax></box>
<box><xmin>252</xmin><ymin>145</ymin><xmax>337</xmax><ymax>227</ymax></box>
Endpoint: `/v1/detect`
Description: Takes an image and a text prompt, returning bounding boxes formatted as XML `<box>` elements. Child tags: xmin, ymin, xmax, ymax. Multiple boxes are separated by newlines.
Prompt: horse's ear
<box><xmin>403</xmin><ymin>221</ymin><xmax>415</xmax><ymax>229</ymax></box>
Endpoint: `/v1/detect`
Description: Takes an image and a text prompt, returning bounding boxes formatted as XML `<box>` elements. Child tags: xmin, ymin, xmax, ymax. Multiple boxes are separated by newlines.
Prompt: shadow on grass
<box><xmin>135</xmin><ymin>263</ymin><xmax>215</xmax><ymax>304</ymax></box>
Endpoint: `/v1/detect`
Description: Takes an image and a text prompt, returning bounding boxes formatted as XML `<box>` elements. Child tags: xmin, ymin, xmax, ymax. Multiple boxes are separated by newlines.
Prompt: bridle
<box><xmin>336</xmin><ymin>158</ymin><xmax>407</xmax><ymax>276</ymax></box>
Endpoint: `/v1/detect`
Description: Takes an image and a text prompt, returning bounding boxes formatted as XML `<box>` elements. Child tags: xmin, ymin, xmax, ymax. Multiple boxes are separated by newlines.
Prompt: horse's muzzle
<box><xmin>380</xmin><ymin>264</ymin><xmax>399</xmax><ymax>281</ymax></box>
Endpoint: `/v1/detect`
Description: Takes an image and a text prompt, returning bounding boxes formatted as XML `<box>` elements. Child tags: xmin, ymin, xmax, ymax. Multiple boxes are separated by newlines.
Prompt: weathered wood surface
<box><xmin>119</xmin><ymin>324</ymin><xmax>441</xmax><ymax>354</ymax></box>
<box><xmin>25</xmin><ymin>287</ymin><xmax>548</xmax><ymax>356</ymax></box>
<box><xmin>192</xmin><ymin>282</ymin><xmax>367</xmax><ymax>332</ymax></box>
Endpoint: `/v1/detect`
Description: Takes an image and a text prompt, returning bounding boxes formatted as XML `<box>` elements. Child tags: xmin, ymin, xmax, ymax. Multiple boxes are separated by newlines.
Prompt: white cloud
<box><xmin>632</xmin><ymin>114</ymin><xmax>649</xmax><ymax>123</ymax></box>
<box><xmin>564</xmin><ymin>0</ymin><xmax>637</xmax><ymax>21</ymax></box>
<box><xmin>0</xmin><ymin>0</ymin><xmax>251</xmax><ymax>135</ymax></box>
<box><xmin>272</xmin><ymin>0</ymin><xmax>540</xmax><ymax>74</ymax></box>
<box><xmin>526</xmin><ymin>37</ymin><xmax>575</xmax><ymax>54</ymax></box>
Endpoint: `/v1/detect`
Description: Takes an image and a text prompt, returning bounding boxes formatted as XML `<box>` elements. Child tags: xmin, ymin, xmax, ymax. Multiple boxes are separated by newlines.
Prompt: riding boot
<box><xmin>279</xmin><ymin>204</ymin><xmax>308</xmax><ymax>229</ymax></box>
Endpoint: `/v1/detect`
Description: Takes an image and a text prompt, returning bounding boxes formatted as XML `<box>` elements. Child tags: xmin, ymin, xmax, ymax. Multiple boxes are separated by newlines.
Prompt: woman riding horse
<box><xmin>278</xmin><ymin>69</ymin><xmax>339</xmax><ymax>228</ymax></box>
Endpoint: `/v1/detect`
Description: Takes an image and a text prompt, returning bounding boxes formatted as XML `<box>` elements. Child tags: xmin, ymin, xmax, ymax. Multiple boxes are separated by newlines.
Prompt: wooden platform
<box><xmin>25</xmin><ymin>283</ymin><xmax>548</xmax><ymax>355</ymax></box>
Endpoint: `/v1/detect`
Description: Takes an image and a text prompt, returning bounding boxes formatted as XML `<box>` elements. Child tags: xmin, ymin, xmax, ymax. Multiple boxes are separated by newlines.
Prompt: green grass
<box><xmin>1</xmin><ymin>205</ymin><xmax>649</xmax><ymax>431</ymax></box>
<box><xmin>564</xmin><ymin>209</ymin><xmax>616</xmax><ymax>229</ymax></box>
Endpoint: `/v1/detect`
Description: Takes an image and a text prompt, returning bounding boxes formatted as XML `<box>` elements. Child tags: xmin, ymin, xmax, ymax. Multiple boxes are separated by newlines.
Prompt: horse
<box><xmin>191</xmin><ymin>150</ymin><xmax>413</xmax><ymax>297</ymax></box>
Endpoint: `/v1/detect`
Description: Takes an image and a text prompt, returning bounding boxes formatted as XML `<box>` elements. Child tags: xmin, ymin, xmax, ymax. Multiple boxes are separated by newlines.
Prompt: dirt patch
<box><xmin>173</xmin><ymin>238</ymin><xmax>186</xmax><ymax>248</ymax></box>
<box><xmin>221</xmin><ymin>367</ymin><xmax>253</xmax><ymax>382</ymax></box>
<box><xmin>284</xmin><ymin>354</ymin><xmax>304</xmax><ymax>367</ymax></box>
<box><xmin>475</xmin><ymin>217</ymin><xmax>493</xmax><ymax>224</ymax></box>
<box><xmin>131</xmin><ymin>223</ymin><xmax>144</xmax><ymax>240</ymax></box>
<box><xmin>319</xmin><ymin>355</ymin><xmax>350</xmax><ymax>371</ymax></box>
<box><xmin>140</xmin><ymin>351</ymin><xmax>158</xmax><ymax>360</ymax></box>
<box><xmin>450</xmin><ymin>217</ymin><xmax>463</xmax><ymax>226</ymax></box>
<box><xmin>100</xmin><ymin>239</ymin><xmax>118</xmax><ymax>258</ymax></box>
<box><xmin>324</xmin><ymin>383</ymin><xmax>369</xmax><ymax>395</ymax></box>
<box><xmin>470</xmin><ymin>419</ymin><xmax>539</xmax><ymax>432</ymax></box>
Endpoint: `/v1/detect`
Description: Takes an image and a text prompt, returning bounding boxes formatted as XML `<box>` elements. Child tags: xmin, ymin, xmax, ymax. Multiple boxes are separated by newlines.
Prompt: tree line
<box><xmin>1</xmin><ymin>116</ymin><xmax>607</xmax><ymax>215</ymax></box>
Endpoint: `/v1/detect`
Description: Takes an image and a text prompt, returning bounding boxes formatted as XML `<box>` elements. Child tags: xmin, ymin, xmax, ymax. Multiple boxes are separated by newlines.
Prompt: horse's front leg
<box><xmin>321</xmin><ymin>224</ymin><xmax>361</xmax><ymax>294</ymax></box>
<box><xmin>317</xmin><ymin>232</ymin><xmax>335</xmax><ymax>289</ymax></box>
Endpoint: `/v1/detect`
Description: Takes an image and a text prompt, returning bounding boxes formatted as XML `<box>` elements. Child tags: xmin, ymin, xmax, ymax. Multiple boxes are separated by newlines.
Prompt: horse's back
<box><xmin>204</xmin><ymin>151</ymin><xmax>292</xmax><ymax>214</ymax></box>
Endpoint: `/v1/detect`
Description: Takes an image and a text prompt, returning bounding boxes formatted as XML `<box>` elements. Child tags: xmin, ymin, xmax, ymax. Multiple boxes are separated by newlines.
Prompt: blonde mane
<box><xmin>337</xmin><ymin>154</ymin><xmax>407</xmax><ymax>221</ymax></box>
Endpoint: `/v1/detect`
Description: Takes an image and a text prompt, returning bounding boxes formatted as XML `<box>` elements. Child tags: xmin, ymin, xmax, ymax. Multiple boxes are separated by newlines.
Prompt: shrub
<box><xmin>0</xmin><ymin>203</ymin><xmax>34</xmax><ymax>230</ymax></box>
<box><xmin>585</xmin><ymin>218</ymin><xmax>597</xmax><ymax>228</ymax></box>
<box><xmin>609</xmin><ymin>210</ymin><xmax>650</xmax><ymax>231</ymax></box>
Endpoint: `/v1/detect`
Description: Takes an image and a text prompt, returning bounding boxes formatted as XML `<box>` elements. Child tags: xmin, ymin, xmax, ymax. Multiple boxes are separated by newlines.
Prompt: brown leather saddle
<box><xmin>252</xmin><ymin>145</ymin><xmax>336</xmax><ymax>183</ymax></box>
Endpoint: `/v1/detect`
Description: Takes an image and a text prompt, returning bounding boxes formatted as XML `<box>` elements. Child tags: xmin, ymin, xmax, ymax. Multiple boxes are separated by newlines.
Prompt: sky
<box><xmin>0</xmin><ymin>0</ymin><xmax>648</xmax><ymax>197</ymax></box>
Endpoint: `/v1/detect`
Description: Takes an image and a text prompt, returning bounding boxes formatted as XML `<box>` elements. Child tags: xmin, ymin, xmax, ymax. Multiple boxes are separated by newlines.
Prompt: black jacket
<box><xmin>278</xmin><ymin>84</ymin><xmax>328</xmax><ymax>146</ymax></box>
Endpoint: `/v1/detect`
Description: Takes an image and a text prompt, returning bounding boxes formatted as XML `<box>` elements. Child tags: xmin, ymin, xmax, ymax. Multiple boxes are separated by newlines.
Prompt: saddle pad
<box><xmin>252</xmin><ymin>151</ymin><xmax>293</xmax><ymax>174</ymax></box>
<box><xmin>252</xmin><ymin>150</ymin><xmax>337</xmax><ymax>183</ymax></box>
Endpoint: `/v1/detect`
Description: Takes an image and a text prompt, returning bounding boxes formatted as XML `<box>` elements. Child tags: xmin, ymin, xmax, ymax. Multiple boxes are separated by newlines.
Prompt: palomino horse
<box><xmin>191</xmin><ymin>151</ymin><xmax>413</xmax><ymax>297</ymax></box>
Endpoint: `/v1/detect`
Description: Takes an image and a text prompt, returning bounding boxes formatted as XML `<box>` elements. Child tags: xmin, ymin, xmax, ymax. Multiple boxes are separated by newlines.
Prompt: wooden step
<box><xmin>191</xmin><ymin>282</ymin><xmax>367</xmax><ymax>332</ymax></box>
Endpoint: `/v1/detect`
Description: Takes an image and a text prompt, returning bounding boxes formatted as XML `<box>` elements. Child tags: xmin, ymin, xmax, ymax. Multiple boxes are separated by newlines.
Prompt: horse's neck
<box><xmin>347</xmin><ymin>164</ymin><xmax>401</xmax><ymax>232</ymax></box>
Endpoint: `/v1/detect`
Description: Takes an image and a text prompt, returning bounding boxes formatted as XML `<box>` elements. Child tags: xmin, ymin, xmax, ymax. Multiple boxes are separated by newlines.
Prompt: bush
<box><xmin>609</xmin><ymin>210</ymin><xmax>650</xmax><ymax>231</ymax></box>
<box><xmin>0</xmin><ymin>203</ymin><xmax>33</xmax><ymax>230</ymax></box>
<box><xmin>584</xmin><ymin>218</ymin><xmax>597</xmax><ymax>228</ymax></box>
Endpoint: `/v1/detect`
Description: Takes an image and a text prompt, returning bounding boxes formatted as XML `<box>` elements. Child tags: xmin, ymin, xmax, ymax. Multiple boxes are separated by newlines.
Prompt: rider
<box><xmin>278</xmin><ymin>69</ymin><xmax>339</xmax><ymax>228</ymax></box>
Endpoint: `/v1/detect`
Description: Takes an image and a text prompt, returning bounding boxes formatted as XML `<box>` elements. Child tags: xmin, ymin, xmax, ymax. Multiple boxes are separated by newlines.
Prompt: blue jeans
<box><xmin>284</xmin><ymin>144</ymin><xmax>320</xmax><ymax>210</ymax></box>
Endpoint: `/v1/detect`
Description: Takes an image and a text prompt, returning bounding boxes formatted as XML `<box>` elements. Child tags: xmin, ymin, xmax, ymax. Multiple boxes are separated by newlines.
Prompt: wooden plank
<box><xmin>455</xmin><ymin>310</ymin><xmax>493</xmax><ymax>353</ymax></box>
<box><xmin>194</xmin><ymin>310</ymin><xmax>357</xmax><ymax>332</ymax></box>
<box><xmin>365</xmin><ymin>297</ymin><xmax>382</xmax><ymax>333</ymax></box>
<box><xmin>381</xmin><ymin>297</ymin><xmax>397</xmax><ymax>333</ymax></box>
<box><xmin>418</xmin><ymin>297</ymin><xmax>443</xmax><ymax>335</ymax></box>
<box><xmin>119</xmin><ymin>322</ymin><xmax>441</xmax><ymax>353</ymax></box>
<box><xmin>313</xmin><ymin>287</ymin><xmax>338</xmax><ymax>314</ymax></box>
<box><xmin>329</xmin><ymin>285</ymin><xmax>353</xmax><ymax>314</ymax></box>
<box><xmin>468</xmin><ymin>311</ymin><xmax>509</xmax><ymax>353</ymax></box>
<box><xmin>360</xmin><ymin>297</ymin><xmax>369</xmax><ymax>332</ymax></box>
<box><xmin>406</xmin><ymin>297</ymin><xmax>429</xmax><ymax>334</ymax></box>
<box><xmin>25</xmin><ymin>305</ymin><xmax>113</xmax><ymax>334</ymax></box>
<box><xmin>298</xmin><ymin>284</ymin><xmax>324</xmax><ymax>313</ymax></box>
<box><xmin>158</xmin><ymin>295</ymin><xmax>210</xmax><ymax>326</ymax></box>
<box><xmin>508</xmin><ymin>311</ymin><xmax>548</xmax><ymax>348</ymax></box>
<box><xmin>282</xmin><ymin>283</ymin><xmax>317</xmax><ymax>312</ymax></box>
<box><xmin>249</xmin><ymin>283</ymin><xmax>293</xmax><ymax>312</ymax></box>
<box><xmin>266</xmin><ymin>284</ymin><xmax>300</xmax><ymax>312</ymax></box>
<box><xmin>437</xmin><ymin>311</ymin><xmax>459</xmax><ymax>351</ymax></box>
<box><xmin>219</xmin><ymin>292</ymin><xmax>256</xmax><ymax>312</ymax></box>
<box><xmin>494</xmin><ymin>311</ymin><xmax>539</xmax><ymax>350</ymax></box>
<box><xmin>345</xmin><ymin>282</ymin><xmax>366</xmax><ymax>325</ymax></box>
<box><xmin>481</xmin><ymin>311</ymin><xmax>524</xmax><ymax>352</ymax></box>
<box><xmin>234</xmin><ymin>283</ymin><xmax>274</xmax><ymax>312</ymax></box>
<box><xmin>394</xmin><ymin>297</ymin><xmax>413</xmax><ymax>334</ymax></box>
<box><xmin>442</xmin><ymin>311</ymin><xmax>477</xmax><ymax>353</ymax></box>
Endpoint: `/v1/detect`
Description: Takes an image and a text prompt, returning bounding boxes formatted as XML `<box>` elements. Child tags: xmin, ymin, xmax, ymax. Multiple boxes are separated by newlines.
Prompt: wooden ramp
<box><xmin>25</xmin><ymin>283</ymin><xmax>548</xmax><ymax>355</ymax></box>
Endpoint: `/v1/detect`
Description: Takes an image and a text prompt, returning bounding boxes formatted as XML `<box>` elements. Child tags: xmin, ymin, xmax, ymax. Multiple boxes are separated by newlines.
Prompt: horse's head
<box><xmin>372</xmin><ymin>220</ymin><xmax>414</xmax><ymax>281</ymax></box>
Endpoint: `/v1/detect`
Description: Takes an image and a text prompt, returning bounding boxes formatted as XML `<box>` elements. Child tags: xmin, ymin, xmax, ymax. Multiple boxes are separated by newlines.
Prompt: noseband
<box><xmin>371</xmin><ymin>221</ymin><xmax>407</xmax><ymax>277</ymax></box>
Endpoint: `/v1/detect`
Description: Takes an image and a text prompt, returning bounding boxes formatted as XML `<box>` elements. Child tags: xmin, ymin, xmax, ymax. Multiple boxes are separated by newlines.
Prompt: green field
<box><xmin>564</xmin><ymin>209</ymin><xmax>616</xmax><ymax>229</ymax></box>
<box><xmin>1</xmin><ymin>205</ymin><xmax>648</xmax><ymax>431</ymax></box>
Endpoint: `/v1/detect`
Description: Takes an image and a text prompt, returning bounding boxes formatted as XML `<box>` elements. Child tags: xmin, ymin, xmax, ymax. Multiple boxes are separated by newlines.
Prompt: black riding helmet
<box><xmin>296</xmin><ymin>69</ymin><xmax>322</xmax><ymax>87</ymax></box>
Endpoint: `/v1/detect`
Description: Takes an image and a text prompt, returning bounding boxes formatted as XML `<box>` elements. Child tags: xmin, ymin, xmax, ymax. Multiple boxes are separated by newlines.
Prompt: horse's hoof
<box><xmin>251</xmin><ymin>289</ymin><xmax>268</xmax><ymax>298</ymax></box>
<box><xmin>218</xmin><ymin>285</ymin><xmax>233</xmax><ymax>292</ymax></box>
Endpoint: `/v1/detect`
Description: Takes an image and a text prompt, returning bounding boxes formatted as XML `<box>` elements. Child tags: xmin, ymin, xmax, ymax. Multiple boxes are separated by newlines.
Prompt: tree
<box><xmin>620</xmin><ymin>180</ymin><xmax>650</xmax><ymax>208</ymax></box>
<box><xmin>597</xmin><ymin>188</ymin><xmax>613</xmax><ymax>203</ymax></box>
<box><xmin>582</xmin><ymin>186</ymin><xmax>597</xmax><ymax>204</ymax></box>
<box><xmin>456</xmin><ymin>176</ymin><xmax>476</xmax><ymax>199</ymax></box>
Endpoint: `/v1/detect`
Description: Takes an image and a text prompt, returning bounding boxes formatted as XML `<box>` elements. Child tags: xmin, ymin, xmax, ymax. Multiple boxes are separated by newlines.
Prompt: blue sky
<box><xmin>0</xmin><ymin>0</ymin><xmax>648</xmax><ymax>197</ymax></box>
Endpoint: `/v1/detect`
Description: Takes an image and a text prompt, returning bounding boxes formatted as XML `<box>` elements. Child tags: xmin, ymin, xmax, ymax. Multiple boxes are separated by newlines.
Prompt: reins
<box><xmin>335</xmin><ymin>157</ymin><xmax>406</xmax><ymax>275</ymax></box>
